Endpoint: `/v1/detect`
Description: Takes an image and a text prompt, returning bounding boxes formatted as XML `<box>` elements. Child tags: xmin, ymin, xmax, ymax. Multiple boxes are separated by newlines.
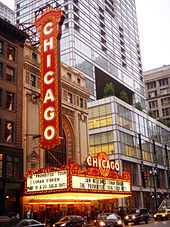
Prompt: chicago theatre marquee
<box><xmin>23</xmin><ymin>7</ymin><xmax>131</xmax><ymax>213</ymax></box>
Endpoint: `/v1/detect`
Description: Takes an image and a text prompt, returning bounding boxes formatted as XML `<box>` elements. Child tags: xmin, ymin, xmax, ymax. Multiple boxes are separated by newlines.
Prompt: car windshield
<box><xmin>97</xmin><ymin>213</ymin><xmax>117</xmax><ymax>221</ymax></box>
<box><xmin>60</xmin><ymin>216</ymin><xmax>71</xmax><ymax>222</ymax></box>
<box><xmin>106</xmin><ymin>214</ymin><xmax>117</xmax><ymax>220</ymax></box>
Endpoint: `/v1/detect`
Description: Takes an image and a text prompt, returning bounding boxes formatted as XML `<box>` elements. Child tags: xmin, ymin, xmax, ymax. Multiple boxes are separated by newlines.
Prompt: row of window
<box><xmin>146</xmin><ymin>78</ymin><xmax>169</xmax><ymax>90</ymax></box>
<box><xmin>63</xmin><ymin>89</ymin><xmax>86</xmax><ymax>109</ymax></box>
<box><xmin>0</xmin><ymin>40</ymin><xmax>16</xmax><ymax>61</ymax></box>
<box><xmin>88</xmin><ymin>102</ymin><xmax>170</xmax><ymax>145</ymax></box>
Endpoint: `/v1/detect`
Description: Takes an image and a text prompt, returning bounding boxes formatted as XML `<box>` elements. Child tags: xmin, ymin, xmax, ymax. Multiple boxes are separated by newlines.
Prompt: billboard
<box><xmin>35</xmin><ymin>8</ymin><xmax>65</xmax><ymax>149</ymax></box>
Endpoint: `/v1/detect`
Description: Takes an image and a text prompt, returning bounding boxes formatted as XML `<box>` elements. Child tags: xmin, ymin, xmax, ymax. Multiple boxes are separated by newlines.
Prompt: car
<box><xmin>52</xmin><ymin>215</ymin><xmax>85</xmax><ymax>227</ymax></box>
<box><xmin>124</xmin><ymin>208</ymin><xmax>150</xmax><ymax>225</ymax></box>
<box><xmin>15</xmin><ymin>219</ymin><xmax>45</xmax><ymax>227</ymax></box>
<box><xmin>153</xmin><ymin>208</ymin><xmax>170</xmax><ymax>220</ymax></box>
<box><xmin>94</xmin><ymin>213</ymin><xmax>124</xmax><ymax>227</ymax></box>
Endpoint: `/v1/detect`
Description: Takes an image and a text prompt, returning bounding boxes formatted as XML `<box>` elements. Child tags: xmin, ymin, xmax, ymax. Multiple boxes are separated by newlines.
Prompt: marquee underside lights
<box><xmin>23</xmin><ymin>192</ymin><xmax>130</xmax><ymax>205</ymax></box>
<box><xmin>35</xmin><ymin>8</ymin><xmax>65</xmax><ymax>149</ymax></box>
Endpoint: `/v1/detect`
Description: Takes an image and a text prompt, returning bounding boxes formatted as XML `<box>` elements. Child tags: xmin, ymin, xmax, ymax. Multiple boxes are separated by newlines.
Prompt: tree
<box><xmin>103</xmin><ymin>83</ymin><xmax>115</xmax><ymax>97</ymax></box>
<box><xmin>119</xmin><ymin>90</ymin><xmax>129</xmax><ymax>103</ymax></box>
<box><xmin>134</xmin><ymin>102</ymin><xmax>143</xmax><ymax>111</ymax></box>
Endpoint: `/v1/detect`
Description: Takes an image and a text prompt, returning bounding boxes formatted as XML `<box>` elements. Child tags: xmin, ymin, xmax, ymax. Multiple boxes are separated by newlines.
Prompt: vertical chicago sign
<box><xmin>35</xmin><ymin>8</ymin><xmax>65</xmax><ymax>149</ymax></box>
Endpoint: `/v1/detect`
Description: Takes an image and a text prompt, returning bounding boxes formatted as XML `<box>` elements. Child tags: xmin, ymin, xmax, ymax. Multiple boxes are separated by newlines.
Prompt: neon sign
<box><xmin>35</xmin><ymin>8</ymin><xmax>65</xmax><ymax>149</ymax></box>
<box><xmin>86</xmin><ymin>152</ymin><xmax>120</xmax><ymax>177</ymax></box>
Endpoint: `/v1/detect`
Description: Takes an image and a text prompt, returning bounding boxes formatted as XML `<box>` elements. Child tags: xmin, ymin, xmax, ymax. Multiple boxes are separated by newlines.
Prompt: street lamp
<box><xmin>149</xmin><ymin>167</ymin><xmax>158</xmax><ymax>211</ymax></box>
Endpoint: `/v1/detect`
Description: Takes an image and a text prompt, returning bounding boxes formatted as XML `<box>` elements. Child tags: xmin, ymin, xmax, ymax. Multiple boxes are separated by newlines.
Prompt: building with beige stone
<box><xmin>144</xmin><ymin>65</ymin><xmax>170</xmax><ymax>127</ymax></box>
<box><xmin>23</xmin><ymin>44</ymin><xmax>90</xmax><ymax>173</ymax></box>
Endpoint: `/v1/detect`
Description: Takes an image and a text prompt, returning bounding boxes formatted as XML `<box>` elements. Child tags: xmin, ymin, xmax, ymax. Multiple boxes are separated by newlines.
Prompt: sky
<box><xmin>3</xmin><ymin>0</ymin><xmax>170</xmax><ymax>71</ymax></box>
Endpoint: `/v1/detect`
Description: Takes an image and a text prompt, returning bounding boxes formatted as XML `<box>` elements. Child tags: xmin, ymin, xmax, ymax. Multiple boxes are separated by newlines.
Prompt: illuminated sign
<box><xmin>25</xmin><ymin>164</ymin><xmax>131</xmax><ymax>196</ymax></box>
<box><xmin>72</xmin><ymin>176</ymin><xmax>130</xmax><ymax>193</ymax></box>
<box><xmin>87</xmin><ymin>152</ymin><xmax>120</xmax><ymax>177</ymax></box>
<box><xmin>26</xmin><ymin>170</ymin><xmax>67</xmax><ymax>193</ymax></box>
<box><xmin>35</xmin><ymin>8</ymin><xmax>65</xmax><ymax>149</ymax></box>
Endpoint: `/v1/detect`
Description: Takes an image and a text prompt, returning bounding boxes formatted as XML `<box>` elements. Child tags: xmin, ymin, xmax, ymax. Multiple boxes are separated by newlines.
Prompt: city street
<box><xmin>87</xmin><ymin>220</ymin><xmax>170</xmax><ymax>227</ymax></box>
<box><xmin>130</xmin><ymin>220</ymin><xmax>170</xmax><ymax>227</ymax></box>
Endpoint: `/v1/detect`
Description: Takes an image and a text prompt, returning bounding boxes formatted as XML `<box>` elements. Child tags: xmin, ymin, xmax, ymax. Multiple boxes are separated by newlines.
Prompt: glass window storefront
<box><xmin>89</xmin><ymin>131</ymin><xmax>116</xmax><ymax>156</ymax></box>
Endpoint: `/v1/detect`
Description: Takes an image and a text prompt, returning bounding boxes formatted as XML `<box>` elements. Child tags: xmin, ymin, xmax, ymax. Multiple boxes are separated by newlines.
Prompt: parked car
<box><xmin>124</xmin><ymin>208</ymin><xmax>150</xmax><ymax>225</ymax></box>
<box><xmin>154</xmin><ymin>208</ymin><xmax>170</xmax><ymax>220</ymax></box>
<box><xmin>52</xmin><ymin>215</ymin><xmax>85</xmax><ymax>227</ymax></box>
<box><xmin>15</xmin><ymin>219</ymin><xmax>45</xmax><ymax>227</ymax></box>
<box><xmin>94</xmin><ymin>213</ymin><xmax>123</xmax><ymax>227</ymax></box>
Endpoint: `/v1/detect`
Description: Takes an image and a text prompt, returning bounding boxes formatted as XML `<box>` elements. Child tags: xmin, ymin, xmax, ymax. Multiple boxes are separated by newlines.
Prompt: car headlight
<box><xmin>132</xmin><ymin>215</ymin><xmax>136</xmax><ymax>219</ymax></box>
<box><xmin>52</xmin><ymin>224</ymin><xmax>56</xmax><ymax>227</ymax></box>
<box><xmin>154</xmin><ymin>214</ymin><xmax>157</xmax><ymax>218</ymax></box>
<box><xmin>162</xmin><ymin>214</ymin><xmax>166</xmax><ymax>217</ymax></box>
<box><xmin>60</xmin><ymin>224</ymin><xmax>66</xmax><ymax>227</ymax></box>
<box><xmin>99</xmin><ymin>220</ymin><xmax>106</xmax><ymax>226</ymax></box>
<box><xmin>117</xmin><ymin>220</ymin><xmax>122</xmax><ymax>225</ymax></box>
<box><xmin>125</xmin><ymin>215</ymin><xmax>129</xmax><ymax>220</ymax></box>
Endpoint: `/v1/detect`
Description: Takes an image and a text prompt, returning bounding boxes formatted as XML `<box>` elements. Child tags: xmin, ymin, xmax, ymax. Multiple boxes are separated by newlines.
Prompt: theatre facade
<box><xmin>22</xmin><ymin>7</ymin><xmax>131</xmax><ymax>218</ymax></box>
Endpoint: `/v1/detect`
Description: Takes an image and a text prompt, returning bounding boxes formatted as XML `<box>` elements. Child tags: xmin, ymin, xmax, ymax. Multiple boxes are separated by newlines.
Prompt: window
<box><xmin>31</xmin><ymin>74</ymin><xmax>36</xmax><ymax>87</ymax></box>
<box><xmin>67</xmin><ymin>72</ymin><xmax>72</xmax><ymax>80</ymax></box>
<box><xmin>148</xmin><ymin>91</ymin><xmax>157</xmax><ymax>98</ymax></box>
<box><xmin>67</xmin><ymin>93</ymin><xmax>73</xmax><ymax>103</ymax></box>
<box><xmin>150</xmin><ymin>110</ymin><xmax>159</xmax><ymax>118</ymax></box>
<box><xmin>16</xmin><ymin>3</ymin><xmax>20</xmax><ymax>9</ymax></box>
<box><xmin>6</xmin><ymin>155</ymin><xmax>20</xmax><ymax>178</ymax></box>
<box><xmin>6</xmin><ymin>155</ymin><xmax>13</xmax><ymax>176</ymax></box>
<box><xmin>159</xmin><ymin>78</ymin><xmax>168</xmax><ymax>87</ymax></box>
<box><xmin>149</xmin><ymin>100</ymin><xmax>158</xmax><ymax>108</ymax></box>
<box><xmin>4</xmin><ymin>121</ymin><xmax>14</xmax><ymax>143</ymax></box>
<box><xmin>7</xmin><ymin>45</ymin><xmax>15</xmax><ymax>61</ymax></box>
<box><xmin>160</xmin><ymin>88</ymin><xmax>168</xmax><ymax>95</ymax></box>
<box><xmin>0</xmin><ymin>154</ymin><xmax>3</xmax><ymax>177</ymax></box>
<box><xmin>5</xmin><ymin>91</ymin><xmax>15</xmax><ymax>111</ymax></box>
<box><xmin>6</xmin><ymin>66</ymin><xmax>15</xmax><ymax>82</ymax></box>
<box><xmin>161</xmin><ymin>97</ymin><xmax>170</xmax><ymax>106</ymax></box>
<box><xmin>0</xmin><ymin>63</ymin><xmax>3</xmax><ymax>79</ymax></box>
<box><xmin>0</xmin><ymin>119</ymin><xmax>2</xmax><ymax>141</ymax></box>
<box><xmin>80</xmin><ymin>98</ymin><xmax>83</xmax><ymax>108</ymax></box>
<box><xmin>122</xmin><ymin>62</ymin><xmax>127</xmax><ymax>68</ymax></box>
<box><xmin>162</xmin><ymin>108</ymin><xmax>170</xmax><ymax>117</ymax></box>
<box><xmin>146</xmin><ymin>81</ymin><xmax>156</xmax><ymax>89</ymax></box>
<box><xmin>0</xmin><ymin>89</ymin><xmax>2</xmax><ymax>107</ymax></box>
<box><xmin>77</xmin><ymin>78</ymin><xmax>80</xmax><ymax>84</ymax></box>
<box><xmin>0</xmin><ymin>41</ymin><xmax>3</xmax><ymax>54</ymax></box>
<box><xmin>32</xmin><ymin>52</ymin><xmax>37</xmax><ymax>62</ymax></box>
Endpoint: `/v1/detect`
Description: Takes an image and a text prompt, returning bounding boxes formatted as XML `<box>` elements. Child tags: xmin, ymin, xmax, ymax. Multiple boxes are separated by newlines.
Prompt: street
<box><xmin>127</xmin><ymin>220</ymin><xmax>170</xmax><ymax>227</ymax></box>
<box><xmin>87</xmin><ymin>220</ymin><xmax>170</xmax><ymax>227</ymax></box>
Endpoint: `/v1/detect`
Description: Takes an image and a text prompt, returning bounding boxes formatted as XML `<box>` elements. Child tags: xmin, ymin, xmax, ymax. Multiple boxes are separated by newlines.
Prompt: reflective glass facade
<box><xmin>0</xmin><ymin>2</ymin><xmax>14</xmax><ymax>24</ymax></box>
<box><xmin>15</xmin><ymin>0</ymin><xmax>144</xmax><ymax>103</ymax></box>
<box><xmin>88</xmin><ymin>96</ymin><xmax>170</xmax><ymax>210</ymax></box>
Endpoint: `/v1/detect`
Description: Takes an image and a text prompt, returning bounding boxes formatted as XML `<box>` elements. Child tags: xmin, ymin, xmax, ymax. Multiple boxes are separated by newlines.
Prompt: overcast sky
<box><xmin>3</xmin><ymin>0</ymin><xmax>170</xmax><ymax>71</ymax></box>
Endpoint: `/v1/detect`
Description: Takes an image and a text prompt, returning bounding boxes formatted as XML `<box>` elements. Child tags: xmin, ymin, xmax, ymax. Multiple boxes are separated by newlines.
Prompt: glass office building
<box><xmin>88</xmin><ymin>96</ymin><xmax>170</xmax><ymax>211</ymax></box>
<box><xmin>0</xmin><ymin>1</ymin><xmax>14</xmax><ymax>24</ymax></box>
<box><xmin>15</xmin><ymin>0</ymin><xmax>144</xmax><ymax>104</ymax></box>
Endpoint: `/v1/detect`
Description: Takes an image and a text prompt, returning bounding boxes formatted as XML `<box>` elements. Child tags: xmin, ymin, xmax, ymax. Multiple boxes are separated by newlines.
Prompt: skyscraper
<box><xmin>0</xmin><ymin>1</ymin><xmax>14</xmax><ymax>24</ymax></box>
<box><xmin>15</xmin><ymin>0</ymin><xmax>144</xmax><ymax>105</ymax></box>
